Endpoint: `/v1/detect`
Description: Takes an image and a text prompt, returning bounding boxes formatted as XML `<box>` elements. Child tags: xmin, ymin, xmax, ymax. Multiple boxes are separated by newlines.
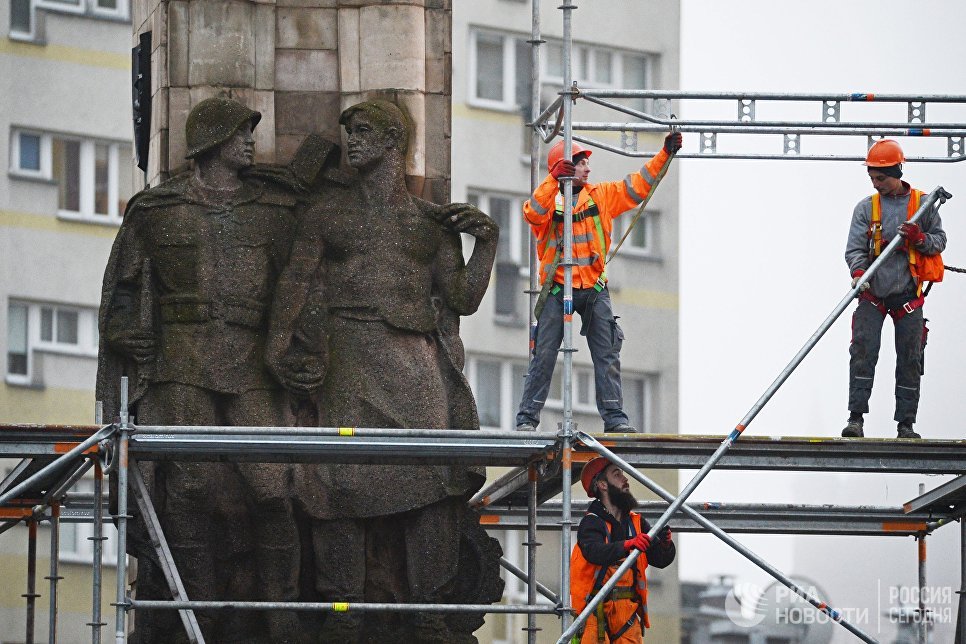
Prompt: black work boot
<box><xmin>841</xmin><ymin>418</ymin><xmax>864</xmax><ymax>438</ymax></box>
<box><xmin>897</xmin><ymin>422</ymin><xmax>921</xmax><ymax>439</ymax></box>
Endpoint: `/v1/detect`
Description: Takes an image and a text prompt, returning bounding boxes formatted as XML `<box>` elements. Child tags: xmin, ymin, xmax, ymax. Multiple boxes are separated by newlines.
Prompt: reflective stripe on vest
<box><xmin>552</xmin><ymin>195</ymin><xmax>609</xmax><ymax>286</ymax></box>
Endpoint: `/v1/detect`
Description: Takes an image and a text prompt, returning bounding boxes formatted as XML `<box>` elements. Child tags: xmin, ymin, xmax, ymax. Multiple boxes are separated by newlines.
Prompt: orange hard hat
<box><xmin>864</xmin><ymin>139</ymin><xmax>905</xmax><ymax>167</ymax></box>
<box><xmin>580</xmin><ymin>456</ymin><xmax>612</xmax><ymax>496</ymax></box>
<box><xmin>547</xmin><ymin>140</ymin><xmax>592</xmax><ymax>172</ymax></box>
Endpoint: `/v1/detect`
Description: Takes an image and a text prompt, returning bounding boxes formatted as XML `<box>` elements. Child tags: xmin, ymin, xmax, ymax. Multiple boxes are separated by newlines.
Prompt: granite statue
<box><xmin>267</xmin><ymin>100</ymin><xmax>503</xmax><ymax>643</ymax></box>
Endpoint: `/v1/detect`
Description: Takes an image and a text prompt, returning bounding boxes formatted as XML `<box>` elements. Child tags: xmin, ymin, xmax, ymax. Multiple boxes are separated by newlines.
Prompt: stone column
<box><xmin>132</xmin><ymin>0</ymin><xmax>451</xmax><ymax>202</ymax></box>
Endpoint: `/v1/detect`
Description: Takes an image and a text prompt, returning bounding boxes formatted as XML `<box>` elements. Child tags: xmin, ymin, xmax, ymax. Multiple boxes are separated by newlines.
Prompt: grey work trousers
<box><xmin>516</xmin><ymin>285</ymin><xmax>629</xmax><ymax>429</ymax></box>
<box><xmin>848</xmin><ymin>295</ymin><xmax>925</xmax><ymax>424</ymax></box>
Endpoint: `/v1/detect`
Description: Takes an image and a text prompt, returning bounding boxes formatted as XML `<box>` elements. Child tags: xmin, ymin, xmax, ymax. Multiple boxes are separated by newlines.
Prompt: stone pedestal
<box><xmin>133</xmin><ymin>0</ymin><xmax>451</xmax><ymax>202</ymax></box>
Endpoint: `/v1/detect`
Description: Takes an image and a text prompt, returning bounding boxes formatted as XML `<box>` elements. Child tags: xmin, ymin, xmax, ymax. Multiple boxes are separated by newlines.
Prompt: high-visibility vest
<box><xmin>870</xmin><ymin>189</ymin><xmax>944</xmax><ymax>294</ymax></box>
<box><xmin>570</xmin><ymin>511</ymin><xmax>650</xmax><ymax>629</ymax></box>
<box><xmin>534</xmin><ymin>194</ymin><xmax>610</xmax><ymax>289</ymax></box>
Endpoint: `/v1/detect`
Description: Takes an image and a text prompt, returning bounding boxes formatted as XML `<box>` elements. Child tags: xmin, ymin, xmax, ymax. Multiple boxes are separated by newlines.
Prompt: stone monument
<box><xmin>100</xmin><ymin>3</ymin><xmax>505</xmax><ymax>640</ymax></box>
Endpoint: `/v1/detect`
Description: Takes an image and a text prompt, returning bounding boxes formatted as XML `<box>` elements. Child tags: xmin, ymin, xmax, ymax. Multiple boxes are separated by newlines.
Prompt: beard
<box><xmin>609</xmin><ymin>488</ymin><xmax>638</xmax><ymax>514</ymax></box>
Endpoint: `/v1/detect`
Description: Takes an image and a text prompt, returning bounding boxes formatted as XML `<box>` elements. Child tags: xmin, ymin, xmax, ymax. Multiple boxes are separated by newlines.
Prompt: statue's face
<box><xmin>219</xmin><ymin>122</ymin><xmax>255</xmax><ymax>171</ymax></box>
<box><xmin>345</xmin><ymin>113</ymin><xmax>391</xmax><ymax>170</ymax></box>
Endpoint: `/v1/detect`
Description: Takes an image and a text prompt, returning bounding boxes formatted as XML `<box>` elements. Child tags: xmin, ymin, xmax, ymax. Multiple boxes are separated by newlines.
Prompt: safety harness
<box><xmin>863</xmin><ymin>188</ymin><xmax>944</xmax><ymax>322</ymax></box>
<box><xmin>534</xmin><ymin>196</ymin><xmax>608</xmax><ymax>319</ymax></box>
<box><xmin>574</xmin><ymin>512</ymin><xmax>648</xmax><ymax>643</ymax></box>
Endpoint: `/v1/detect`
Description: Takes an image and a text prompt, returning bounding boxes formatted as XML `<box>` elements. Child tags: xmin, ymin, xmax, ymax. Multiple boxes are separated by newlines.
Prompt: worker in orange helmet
<box><xmin>843</xmin><ymin>139</ymin><xmax>946</xmax><ymax>439</ymax></box>
<box><xmin>515</xmin><ymin>132</ymin><xmax>682</xmax><ymax>432</ymax></box>
<box><xmin>571</xmin><ymin>456</ymin><xmax>675</xmax><ymax>643</ymax></box>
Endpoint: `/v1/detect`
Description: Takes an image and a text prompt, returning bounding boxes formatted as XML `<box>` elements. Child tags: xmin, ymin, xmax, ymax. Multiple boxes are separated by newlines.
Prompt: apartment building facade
<box><xmin>1</xmin><ymin>0</ymin><xmax>130</xmax><ymax>638</ymax></box>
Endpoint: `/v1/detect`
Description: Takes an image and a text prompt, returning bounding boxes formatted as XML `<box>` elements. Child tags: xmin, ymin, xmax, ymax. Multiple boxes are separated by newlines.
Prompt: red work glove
<box><xmin>899</xmin><ymin>222</ymin><xmax>926</xmax><ymax>246</ymax></box>
<box><xmin>623</xmin><ymin>533</ymin><xmax>651</xmax><ymax>552</ymax></box>
<box><xmin>850</xmin><ymin>269</ymin><xmax>870</xmax><ymax>292</ymax></box>
<box><xmin>664</xmin><ymin>131</ymin><xmax>683</xmax><ymax>154</ymax></box>
<box><xmin>550</xmin><ymin>159</ymin><xmax>576</xmax><ymax>180</ymax></box>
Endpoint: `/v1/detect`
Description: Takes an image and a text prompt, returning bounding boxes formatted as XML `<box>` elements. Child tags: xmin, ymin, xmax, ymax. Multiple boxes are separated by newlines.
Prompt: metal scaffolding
<box><xmin>2</xmin><ymin>404</ymin><xmax>966</xmax><ymax>644</ymax></box>
<box><xmin>520</xmin><ymin>1</ymin><xmax>966</xmax><ymax>642</ymax></box>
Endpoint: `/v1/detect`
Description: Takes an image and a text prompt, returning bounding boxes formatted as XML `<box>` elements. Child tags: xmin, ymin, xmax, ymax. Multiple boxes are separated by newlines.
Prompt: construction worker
<box><xmin>515</xmin><ymin>133</ymin><xmax>682</xmax><ymax>432</ymax></box>
<box><xmin>843</xmin><ymin>139</ymin><xmax>946</xmax><ymax>439</ymax></box>
<box><xmin>571</xmin><ymin>456</ymin><xmax>675</xmax><ymax>643</ymax></box>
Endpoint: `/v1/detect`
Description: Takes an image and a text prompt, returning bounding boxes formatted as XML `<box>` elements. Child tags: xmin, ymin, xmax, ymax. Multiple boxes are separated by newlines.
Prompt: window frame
<box><xmin>5</xmin><ymin>300</ymin><xmax>99</xmax><ymax>385</ymax></box>
<box><xmin>6</xmin><ymin>302</ymin><xmax>32</xmax><ymax>386</ymax></box>
<box><xmin>9</xmin><ymin>127</ymin><xmax>132</xmax><ymax>225</ymax></box>
<box><xmin>611</xmin><ymin>207</ymin><xmax>659</xmax><ymax>258</ymax></box>
<box><xmin>9</xmin><ymin>129</ymin><xmax>52</xmax><ymax>180</ymax></box>
<box><xmin>468</xmin><ymin>28</ymin><xmax>528</xmax><ymax>112</ymax></box>
<box><xmin>466</xmin><ymin>189</ymin><xmax>530</xmax><ymax>268</ymax></box>
<box><xmin>9</xmin><ymin>0</ymin><xmax>37</xmax><ymax>40</ymax></box>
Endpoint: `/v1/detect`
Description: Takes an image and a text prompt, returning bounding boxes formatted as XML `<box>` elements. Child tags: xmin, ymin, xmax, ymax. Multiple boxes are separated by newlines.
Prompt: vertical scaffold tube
<box><xmin>526</xmin><ymin>0</ymin><xmax>542</xmax><ymax>354</ymax></box>
<box><xmin>557</xmin><ymin>2</ymin><xmax>577</xmax><ymax>636</ymax></box>
<box><xmin>92</xmin><ymin>459</ymin><xmax>104</xmax><ymax>644</ymax></box>
<box><xmin>25</xmin><ymin>518</ymin><xmax>38</xmax><ymax>644</ymax></box>
<box><xmin>47</xmin><ymin>501</ymin><xmax>61</xmax><ymax>643</ymax></box>
<box><xmin>960</xmin><ymin>518</ymin><xmax>965</xmax><ymax>644</ymax></box>
<box><xmin>115</xmin><ymin>378</ymin><xmax>131</xmax><ymax>644</ymax></box>
<box><xmin>918</xmin><ymin>529</ymin><xmax>927</xmax><ymax>644</ymax></box>
<box><xmin>526</xmin><ymin>465</ymin><xmax>539</xmax><ymax>644</ymax></box>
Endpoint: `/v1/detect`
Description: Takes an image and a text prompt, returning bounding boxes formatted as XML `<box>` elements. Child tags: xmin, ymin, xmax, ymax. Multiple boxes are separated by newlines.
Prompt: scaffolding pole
<box><xmin>113</xmin><ymin>378</ymin><xmax>131</xmax><ymax>644</ymax></box>
<box><xmin>46</xmin><ymin>501</ymin><xmax>62</xmax><ymax>643</ymax></box>
<box><xmin>526</xmin><ymin>464</ymin><xmax>541</xmax><ymax>643</ymax></box>
<box><xmin>556</xmin><ymin>0</ymin><xmax>577</xmax><ymax>637</ymax></box>
<box><xmin>25</xmin><ymin>517</ymin><xmax>38</xmax><ymax>644</ymax></box>
<box><xmin>89</xmin><ymin>459</ymin><xmax>106</xmax><ymax>644</ymax></box>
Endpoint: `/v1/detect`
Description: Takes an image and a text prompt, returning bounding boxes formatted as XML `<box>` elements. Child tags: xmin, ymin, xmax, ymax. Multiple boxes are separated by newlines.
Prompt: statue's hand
<box><xmin>108</xmin><ymin>329</ymin><xmax>156</xmax><ymax>364</ymax></box>
<box><xmin>437</xmin><ymin>203</ymin><xmax>499</xmax><ymax>242</ymax></box>
<box><xmin>272</xmin><ymin>352</ymin><xmax>325</xmax><ymax>396</ymax></box>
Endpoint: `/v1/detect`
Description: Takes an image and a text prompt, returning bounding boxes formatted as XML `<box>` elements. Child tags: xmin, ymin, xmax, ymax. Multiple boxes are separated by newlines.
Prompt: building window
<box><xmin>9</xmin><ymin>0</ymin><xmax>129</xmax><ymax>40</ymax></box>
<box><xmin>546</xmin><ymin>366</ymin><xmax>653</xmax><ymax>432</ymax></box>
<box><xmin>465</xmin><ymin>357</ymin><xmax>526</xmax><ymax>430</ymax></box>
<box><xmin>10</xmin><ymin>0</ymin><xmax>35</xmax><ymax>37</ymax></box>
<box><xmin>5</xmin><ymin>300</ymin><xmax>98</xmax><ymax>384</ymax></box>
<box><xmin>10</xmin><ymin>129</ymin><xmax>134</xmax><ymax>223</ymax></box>
<box><xmin>467</xmin><ymin>190</ymin><xmax>530</xmax><ymax>320</ymax></box>
<box><xmin>542</xmin><ymin>38</ymin><xmax>652</xmax><ymax>113</ymax></box>
<box><xmin>468</xmin><ymin>29</ymin><xmax>531</xmax><ymax>112</ymax></box>
<box><xmin>611</xmin><ymin>208</ymin><xmax>659</xmax><ymax>257</ymax></box>
<box><xmin>6</xmin><ymin>303</ymin><xmax>30</xmax><ymax>381</ymax></box>
<box><xmin>466</xmin><ymin>355</ymin><xmax>654</xmax><ymax>432</ymax></box>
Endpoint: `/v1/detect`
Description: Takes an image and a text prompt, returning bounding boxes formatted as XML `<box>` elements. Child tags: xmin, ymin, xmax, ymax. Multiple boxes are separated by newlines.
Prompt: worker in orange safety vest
<box><xmin>571</xmin><ymin>456</ymin><xmax>675</xmax><ymax>643</ymax></box>
<box><xmin>843</xmin><ymin>139</ymin><xmax>946</xmax><ymax>439</ymax></box>
<box><xmin>514</xmin><ymin>133</ymin><xmax>681</xmax><ymax>433</ymax></box>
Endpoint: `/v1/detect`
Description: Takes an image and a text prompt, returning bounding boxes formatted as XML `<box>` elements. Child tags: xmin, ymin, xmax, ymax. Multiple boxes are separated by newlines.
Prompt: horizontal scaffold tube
<box><xmin>130</xmin><ymin>600</ymin><xmax>558</xmax><ymax>614</ymax></box>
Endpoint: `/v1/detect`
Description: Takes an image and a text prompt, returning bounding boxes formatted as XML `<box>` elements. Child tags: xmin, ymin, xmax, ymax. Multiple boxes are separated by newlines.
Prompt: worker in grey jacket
<box><xmin>843</xmin><ymin>139</ymin><xmax>946</xmax><ymax>439</ymax></box>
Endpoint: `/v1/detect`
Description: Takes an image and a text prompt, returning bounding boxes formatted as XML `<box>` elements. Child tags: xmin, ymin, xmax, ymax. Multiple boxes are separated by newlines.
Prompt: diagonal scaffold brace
<box><xmin>575</xmin><ymin>432</ymin><xmax>878</xmax><ymax>643</ymax></box>
<box><xmin>556</xmin><ymin>184</ymin><xmax>952</xmax><ymax>644</ymax></box>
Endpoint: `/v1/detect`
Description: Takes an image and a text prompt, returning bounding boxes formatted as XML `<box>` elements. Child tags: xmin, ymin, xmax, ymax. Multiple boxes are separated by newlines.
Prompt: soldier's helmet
<box><xmin>185</xmin><ymin>97</ymin><xmax>261</xmax><ymax>160</ymax></box>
